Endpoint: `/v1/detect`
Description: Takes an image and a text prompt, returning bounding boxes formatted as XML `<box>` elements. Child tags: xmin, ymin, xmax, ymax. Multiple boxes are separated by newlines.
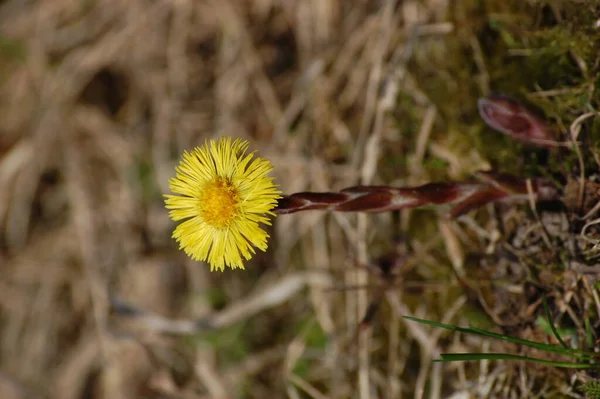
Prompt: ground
<box><xmin>1</xmin><ymin>0</ymin><xmax>600</xmax><ymax>398</ymax></box>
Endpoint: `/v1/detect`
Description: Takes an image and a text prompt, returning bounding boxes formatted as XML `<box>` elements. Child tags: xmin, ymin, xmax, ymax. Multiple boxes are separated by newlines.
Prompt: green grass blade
<box><xmin>542</xmin><ymin>294</ymin><xmax>568</xmax><ymax>349</ymax></box>
<box><xmin>586</xmin><ymin>317</ymin><xmax>595</xmax><ymax>351</ymax></box>
<box><xmin>402</xmin><ymin>316</ymin><xmax>589</xmax><ymax>359</ymax></box>
<box><xmin>435</xmin><ymin>352</ymin><xmax>599</xmax><ymax>369</ymax></box>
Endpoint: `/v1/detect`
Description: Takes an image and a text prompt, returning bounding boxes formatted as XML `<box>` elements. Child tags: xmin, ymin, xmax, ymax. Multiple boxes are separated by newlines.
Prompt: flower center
<box><xmin>199</xmin><ymin>177</ymin><xmax>240</xmax><ymax>228</ymax></box>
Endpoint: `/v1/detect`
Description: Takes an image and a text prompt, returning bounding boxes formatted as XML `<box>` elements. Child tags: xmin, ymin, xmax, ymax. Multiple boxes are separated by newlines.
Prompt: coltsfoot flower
<box><xmin>165</xmin><ymin>137</ymin><xmax>281</xmax><ymax>271</ymax></box>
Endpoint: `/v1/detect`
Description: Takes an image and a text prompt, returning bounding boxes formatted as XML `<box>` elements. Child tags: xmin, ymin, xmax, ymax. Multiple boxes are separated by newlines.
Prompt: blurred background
<box><xmin>1</xmin><ymin>0</ymin><xmax>599</xmax><ymax>398</ymax></box>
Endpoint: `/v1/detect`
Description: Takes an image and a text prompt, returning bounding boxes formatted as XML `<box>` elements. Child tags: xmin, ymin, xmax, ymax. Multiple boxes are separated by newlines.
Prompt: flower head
<box><xmin>165</xmin><ymin>137</ymin><xmax>281</xmax><ymax>271</ymax></box>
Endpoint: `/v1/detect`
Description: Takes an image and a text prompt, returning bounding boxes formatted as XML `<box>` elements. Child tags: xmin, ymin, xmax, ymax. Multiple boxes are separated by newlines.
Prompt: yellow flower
<box><xmin>165</xmin><ymin>137</ymin><xmax>281</xmax><ymax>271</ymax></box>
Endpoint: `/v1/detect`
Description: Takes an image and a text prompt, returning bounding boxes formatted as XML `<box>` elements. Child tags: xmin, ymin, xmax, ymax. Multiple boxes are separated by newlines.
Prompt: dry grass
<box><xmin>1</xmin><ymin>0</ymin><xmax>599</xmax><ymax>398</ymax></box>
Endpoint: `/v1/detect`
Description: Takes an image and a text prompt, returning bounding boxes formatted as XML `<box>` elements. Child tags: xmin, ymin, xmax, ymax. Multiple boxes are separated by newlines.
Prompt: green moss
<box><xmin>405</xmin><ymin>1</ymin><xmax>600</xmax><ymax>178</ymax></box>
<box><xmin>0</xmin><ymin>35</ymin><xmax>26</xmax><ymax>62</ymax></box>
<box><xmin>182</xmin><ymin>321</ymin><xmax>249</xmax><ymax>366</ymax></box>
<box><xmin>580</xmin><ymin>380</ymin><xmax>600</xmax><ymax>399</ymax></box>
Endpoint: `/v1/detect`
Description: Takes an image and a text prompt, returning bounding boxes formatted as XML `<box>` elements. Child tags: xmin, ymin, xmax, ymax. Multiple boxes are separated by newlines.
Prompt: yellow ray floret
<box><xmin>165</xmin><ymin>137</ymin><xmax>281</xmax><ymax>271</ymax></box>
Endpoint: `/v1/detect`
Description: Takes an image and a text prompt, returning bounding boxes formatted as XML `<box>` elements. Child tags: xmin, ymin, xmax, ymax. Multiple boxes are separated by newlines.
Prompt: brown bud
<box><xmin>478</xmin><ymin>95</ymin><xmax>558</xmax><ymax>147</ymax></box>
